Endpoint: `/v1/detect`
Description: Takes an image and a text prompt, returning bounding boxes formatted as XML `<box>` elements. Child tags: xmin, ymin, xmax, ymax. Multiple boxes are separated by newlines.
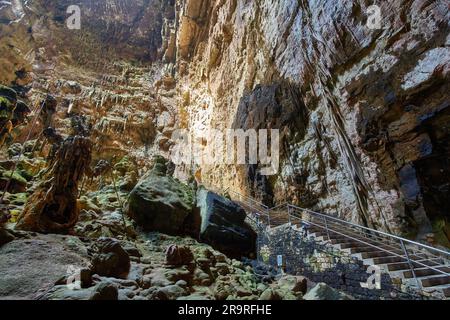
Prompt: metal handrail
<box><xmin>241</xmin><ymin>202</ymin><xmax>270</xmax><ymax>220</ymax></box>
<box><xmin>302</xmin><ymin>214</ymin><xmax>431</xmax><ymax>260</ymax></box>
<box><xmin>289</xmin><ymin>207</ymin><xmax>450</xmax><ymax>285</ymax></box>
<box><xmin>287</xmin><ymin>204</ymin><xmax>450</xmax><ymax>258</ymax></box>
<box><xmin>223</xmin><ymin>188</ymin><xmax>450</xmax><ymax>292</ymax></box>
<box><xmin>225</xmin><ymin>188</ymin><xmax>269</xmax><ymax>210</ymax></box>
<box><xmin>224</xmin><ymin>189</ymin><xmax>450</xmax><ymax>258</ymax></box>
<box><xmin>269</xmin><ymin>203</ymin><xmax>290</xmax><ymax>211</ymax></box>
<box><xmin>289</xmin><ymin>213</ymin><xmax>450</xmax><ymax>279</ymax></box>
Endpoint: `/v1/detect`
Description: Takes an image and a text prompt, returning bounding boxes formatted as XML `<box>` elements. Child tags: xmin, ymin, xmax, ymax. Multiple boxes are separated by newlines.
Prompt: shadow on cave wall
<box><xmin>231</xmin><ymin>80</ymin><xmax>308</xmax><ymax>207</ymax></box>
<box><xmin>414</xmin><ymin>106</ymin><xmax>450</xmax><ymax>246</ymax></box>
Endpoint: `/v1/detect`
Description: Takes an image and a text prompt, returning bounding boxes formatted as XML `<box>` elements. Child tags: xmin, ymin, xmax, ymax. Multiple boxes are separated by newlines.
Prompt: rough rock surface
<box><xmin>163</xmin><ymin>0</ymin><xmax>450</xmax><ymax>245</ymax></box>
<box><xmin>165</xmin><ymin>244</ymin><xmax>194</xmax><ymax>266</ymax></box>
<box><xmin>0</xmin><ymin>229</ymin><xmax>340</xmax><ymax>300</ymax></box>
<box><xmin>91</xmin><ymin>238</ymin><xmax>131</xmax><ymax>279</ymax></box>
<box><xmin>16</xmin><ymin>131</ymin><xmax>92</xmax><ymax>234</ymax></box>
<box><xmin>2</xmin><ymin>0</ymin><xmax>448</xmax><ymax>243</ymax></box>
<box><xmin>303</xmin><ymin>283</ymin><xmax>353</xmax><ymax>301</ymax></box>
<box><xmin>196</xmin><ymin>188</ymin><xmax>257</xmax><ymax>258</ymax></box>
<box><xmin>0</xmin><ymin>234</ymin><xmax>89</xmax><ymax>300</ymax></box>
<box><xmin>127</xmin><ymin>157</ymin><xmax>194</xmax><ymax>235</ymax></box>
<box><xmin>0</xmin><ymin>0</ymin><xmax>448</xmax><ymax>301</ymax></box>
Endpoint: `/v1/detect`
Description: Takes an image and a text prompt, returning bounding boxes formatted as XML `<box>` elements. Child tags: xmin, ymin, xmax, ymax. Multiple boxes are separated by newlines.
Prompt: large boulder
<box><xmin>0</xmin><ymin>234</ymin><xmax>89</xmax><ymax>299</ymax></box>
<box><xmin>89</xmin><ymin>281</ymin><xmax>119</xmax><ymax>300</ymax></box>
<box><xmin>126</xmin><ymin>157</ymin><xmax>194</xmax><ymax>235</ymax></box>
<box><xmin>196</xmin><ymin>188</ymin><xmax>257</xmax><ymax>258</ymax></box>
<box><xmin>303</xmin><ymin>283</ymin><xmax>353</xmax><ymax>300</ymax></box>
<box><xmin>91</xmin><ymin>238</ymin><xmax>130</xmax><ymax>279</ymax></box>
<box><xmin>0</xmin><ymin>228</ymin><xmax>15</xmax><ymax>247</ymax></box>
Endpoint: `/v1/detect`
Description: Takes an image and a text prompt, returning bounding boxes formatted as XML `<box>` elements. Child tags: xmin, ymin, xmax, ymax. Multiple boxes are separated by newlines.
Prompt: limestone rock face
<box><xmin>126</xmin><ymin>158</ymin><xmax>195</xmax><ymax>235</ymax></box>
<box><xmin>165</xmin><ymin>0</ymin><xmax>450</xmax><ymax>246</ymax></box>
<box><xmin>196</xmin><ymin>188</ymin><xmax>257</xmax><ymax>258</ymax></box>
<box><xmin>1</xmin><ymin>0</ymin><xmax>449</xmax><ymax>248</ymax></box>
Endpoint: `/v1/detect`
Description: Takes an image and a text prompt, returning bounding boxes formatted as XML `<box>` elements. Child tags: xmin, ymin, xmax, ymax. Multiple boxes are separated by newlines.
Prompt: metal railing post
<box><xmin>222</xmin><ymin>188</ymin><xmax>450</xmax><ymax>281</ymax></box>
<box><xmin>400</xmin><ymin>239</ymin><xmax>421</xmax><ymax>290</ymax></box>
<box><xmin>287</xmin><ymin>205</ymin><xmax>292</xmax><ymax>225</ymax></box>
<box><xmin>323</xmin><ymin>215</ymin><xmax>331</xmax><ymax>241</ymax></box>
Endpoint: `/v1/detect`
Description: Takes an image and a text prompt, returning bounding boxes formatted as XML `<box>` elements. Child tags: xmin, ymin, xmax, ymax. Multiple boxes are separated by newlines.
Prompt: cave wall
<box><xmin>1</xmin><ymin>0</ymin><xmax>449</xmax><ymax>244</ymax></box>
<box><xmin>165</xmin><ymin>0</ymin><xmax>450</xmax><ymax>243</ymax></box>
<box><xmin>0</xmin><ymin>0</ymin><xmax>177</xmax><ymax>177</ymax></box>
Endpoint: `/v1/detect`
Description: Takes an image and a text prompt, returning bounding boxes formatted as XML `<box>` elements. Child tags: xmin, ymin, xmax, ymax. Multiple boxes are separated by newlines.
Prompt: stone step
<box><xmin>420</xmin><ymin>274</ymin><xmax>450</xmax><ymax>288</ymax></box>
<box><xmin>337</xmin><ymin>241</ymin><xmax>374</xmax><ymax>249</ymax></box>
<box><xmin>403</xmin><ymin>266</ymin><xmax>450</xmax><ymax>278</ymax></box>
<box><xmin>348</xmin><ymin>246</ymin><xmax>395</xmax><ymax>255</ymax></box>
<box><xmin>384</xmin><ymin>258</ymin><xmax>443</xmax><ymax>272</ymax></box>
<box><xmin>370</xmin><ymin>255</ymin><xmax>430</xmax><ymax>265</ymax></box>
<box><xmin>239</xmin><ymin>198</ymin><xmax>450</xmax><ymax>298</ymax></box>
<box><xmin>314</xmin><ymin>227</ymin><xmax>433</xmax><ymax>259</ymax></box>
<box><xmin>360</xmin><ymin>250</ymin><xmax>404</xmax><ymax>259</ymax></box>
<box><xmin>421</xmin><ymin>284</ymin><xmax>450</xmax><ymax>298</ymax></box>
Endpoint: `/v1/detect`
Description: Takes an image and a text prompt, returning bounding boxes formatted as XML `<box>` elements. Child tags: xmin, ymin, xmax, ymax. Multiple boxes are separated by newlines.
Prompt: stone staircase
<box><xmin>303</xmin><ymin>222</ymin><xmax>450</xmax><ymax>298</ymax></box>
<box><xmin>225</xmin><ymin>189</ymin><xmax>450</xmax><ymax>299</ymax></box>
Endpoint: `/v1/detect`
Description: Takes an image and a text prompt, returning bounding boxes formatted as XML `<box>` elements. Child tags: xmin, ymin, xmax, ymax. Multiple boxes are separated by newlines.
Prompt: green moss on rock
<box><xmin>126</xmin><ymin>158</ymin><xmax>194</xmax><ymax>235</ymax></box>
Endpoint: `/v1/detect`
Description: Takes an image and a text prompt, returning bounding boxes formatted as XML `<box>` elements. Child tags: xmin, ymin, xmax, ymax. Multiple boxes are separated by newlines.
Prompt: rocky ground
<box><xmin>0</xmin><ymin>229</ymin><xmax>350</xmax><ymax>301</ymax></box>
<box><xmin>0</xmin><ymin>129</ymin><xmax>350</xmax><ymax>300</ymax></box>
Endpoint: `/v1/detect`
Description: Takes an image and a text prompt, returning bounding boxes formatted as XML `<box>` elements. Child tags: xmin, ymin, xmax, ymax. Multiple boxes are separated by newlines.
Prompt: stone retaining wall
<box><xmin>252</xmin><ymin>222</ymin><xmax>427</xmax><ymax>300</ymax></box>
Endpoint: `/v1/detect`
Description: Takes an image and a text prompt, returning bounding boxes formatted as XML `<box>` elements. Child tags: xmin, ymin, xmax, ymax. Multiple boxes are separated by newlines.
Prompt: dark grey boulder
<box><xmin>196</xmin><ymin>188</ymin><xmax>256</xmax><ymax>258</ymax></box>
<box><xmin>91</xmin><ymin>238</ymin><xmax>130</xmax><ymax>279</ymax></box>
<box><xmin>89</xmin><ymin>281</ymin><xmax>119</xmax><ymax>300</ymax></box>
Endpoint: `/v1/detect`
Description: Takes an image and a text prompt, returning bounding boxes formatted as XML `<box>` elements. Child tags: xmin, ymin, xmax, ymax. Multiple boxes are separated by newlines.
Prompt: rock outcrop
<box><xmin>0</xmin><ymin>234</ymin><xmax>90</xmax><ymax>299</ymax></box>
<box><xmin>165</xmin><ymin>244</ymin><xmax>194</xmax><ymax>266</ymax></box>
<box><xmin>162</xmin><ymin>0</ymin><xmax>450</xmax><ymax>246</ymax></box>
<box><xmin>126</xmin><ymin>157</ymin><xmax>195</xmax><ymax>235</ymax></box>
<box><xmin>90</xmin><ymin>238</ymin><xmax>131</xmax><ymax>279</ymax></box>
<box><xmin>4</xmin><ymin>0</ymin><xmax>448</xmax><ymax>244</ymax></box>
<box><xmin>196</xmin><ymin>188</ymin><xmax>257</xmax><ymax>258</ymax></box>
<box><xmin>16</xmin><ymin>120</ymin><xmax>92</xmax><ymax>234</ymax></box>
<box><xmin>127</xmin><ymin>158</ymin><xmax>256</xmax><ymax>258</ymax></box>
